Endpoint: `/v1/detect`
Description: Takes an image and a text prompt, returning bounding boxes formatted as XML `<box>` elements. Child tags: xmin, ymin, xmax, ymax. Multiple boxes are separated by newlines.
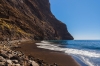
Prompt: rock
<box><xmin>8</xmin><ymin>54</ymin><xmax>14</xmax><ymax>59</ymax></box>
<box><xmin>10</xmin><ymin>55</ymin><xmax>20</xmax><ymax>61</ymax></box>
<box><xmin>29</xmin><ymin>60</ymin><xmax>39</xmax><ymax>66</ymax></box>
<box><xmin>53</xmin><ymin>63</ymin><xmax>58</xmax><ymax>66</ymax></box>
<box><xmin>17</xmin><ymin>42</ymin><xmax>21</xmax><ymax>45</ymax></box>
<box><xmin>31</xmin><ymin>61</ymin><xmax>39</xmax><ymax>66</ymax></box>
<box><xmin>36</xmin><ymin>59</ymin><xmax>43</xmax><ymax>65</ymax></box>
<box><xmin>0</xmin><ymin>62</ymin><xmax>5</xmax><ymax>66</ymax></box>
<box><xmin>0</xmin><ymin>50</ymin><xmax>9</xmax><ymax>58</ymax></box>
<box><xmin>6</xmin><ymin>60</ymin><xmax>12</xmax><ymax>65</ymax></box>
<box><xmin>0</xmin><ymin>0</ymin><xmax>73</xmax><ymax>40</ymax></box>
<box><xmin>0</xmin><ymin>56</ymin><xmax>6</xmax><ymax>62</ymax></box>
<box><xmin>0</xmin><ymin>42</ymin><xmax>59</xmax><ymax>66</ymax></box>
<box><xmin>12</xmin><ymin>60</ymin><xmax>19</xmax><ymax>64</ymax></box>
<box><xmin>12</xmin><ymin>64</ymin><xmax>21</xmax><ymax>66</ymax></box>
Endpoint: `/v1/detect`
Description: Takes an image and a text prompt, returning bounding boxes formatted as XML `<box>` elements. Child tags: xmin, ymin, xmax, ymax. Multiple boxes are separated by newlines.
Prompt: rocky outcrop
<box><xmin>0</xmin><ymin>0</ymin><xmax>73</xmax><ymax>40</ymax></box>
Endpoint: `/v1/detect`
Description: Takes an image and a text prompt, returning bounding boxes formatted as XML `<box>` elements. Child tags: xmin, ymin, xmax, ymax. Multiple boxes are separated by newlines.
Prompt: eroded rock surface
<box><xmin>0</xmin><ymin>0</ymin><xmax>73</xmax><ymax>40</ymax></box>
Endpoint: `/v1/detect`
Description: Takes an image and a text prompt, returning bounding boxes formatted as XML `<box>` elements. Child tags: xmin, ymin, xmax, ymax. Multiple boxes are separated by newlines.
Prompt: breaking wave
<box><xmin>36</xmin><ymin>40</ymin><xmax>100</xmax><ymax>66</ymax></box>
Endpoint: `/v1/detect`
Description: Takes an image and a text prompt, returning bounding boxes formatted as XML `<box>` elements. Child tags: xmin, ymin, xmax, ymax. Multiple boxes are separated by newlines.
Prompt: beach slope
<box><xmin>15</xmin><ymin>41</ymin><xmax>80</xmax><ymax>66</ymax></box>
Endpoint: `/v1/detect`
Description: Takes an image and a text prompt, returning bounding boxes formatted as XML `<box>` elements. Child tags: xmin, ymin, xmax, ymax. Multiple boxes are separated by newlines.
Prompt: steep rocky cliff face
<box><xmin>0</xmin><ymin>0</ymin><xmax>73</xmax><ymax>40</ymax></box>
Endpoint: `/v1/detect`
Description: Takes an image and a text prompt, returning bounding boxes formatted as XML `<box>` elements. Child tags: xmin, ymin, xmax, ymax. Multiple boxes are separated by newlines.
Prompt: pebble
<box><xmin>0</xmin><ymin>56</ymin><xmax>6</xmax><ymax>62</ymax></box>
<box><xmin>31</xmin><ymin>61</ymin><xmax>39</xmax><ymax>66</ymax></box>
<box><xmin>0</xmin><ymin>62</ymin><xmax>5</xmax><ymax>66</ymax></box>
<box><xmin>0</xmin><ymin>41</ymin><xmax>58</xmax><ymax>66</ymax></box>
<box><xmin>6</xmin><ymin>60</ymin><xmax>12</xmax><ymax>64</ymax></box>
<box><xmin>12</xmin><ymin>64</ymin><xmax>21</xmax><ymax>66</ymax></box>
<box><xmin>12</xmin><ymin>60</ymin><xmax>19</xmax><ymax>64</ymax></box>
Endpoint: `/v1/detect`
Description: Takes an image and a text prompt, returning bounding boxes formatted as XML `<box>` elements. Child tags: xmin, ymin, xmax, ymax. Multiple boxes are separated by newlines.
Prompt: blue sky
<box><xmin>49</xmin><ymin>0</ymin><xmax>100</xmax><ymax>40</ymax></box>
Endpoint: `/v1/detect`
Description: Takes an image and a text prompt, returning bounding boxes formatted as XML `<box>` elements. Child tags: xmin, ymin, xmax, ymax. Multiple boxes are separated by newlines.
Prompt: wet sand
<box><xmin>15</xmin><ymin>41</ymin><xmax>80</xmax><ymax>66</ymax></box>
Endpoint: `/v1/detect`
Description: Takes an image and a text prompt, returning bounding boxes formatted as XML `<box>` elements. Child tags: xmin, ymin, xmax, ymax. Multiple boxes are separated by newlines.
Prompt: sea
<box><xmin>36</xmin><ymin>40</ymin><xmax>100</xmax><ymax>66</ymax></box>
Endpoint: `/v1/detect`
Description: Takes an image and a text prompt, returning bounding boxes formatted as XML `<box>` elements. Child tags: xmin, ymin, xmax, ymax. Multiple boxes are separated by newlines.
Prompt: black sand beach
<box><xmin>15</xmin><ymin>41</ymin><xmax>80</xmax><ymax>66</ymax></box>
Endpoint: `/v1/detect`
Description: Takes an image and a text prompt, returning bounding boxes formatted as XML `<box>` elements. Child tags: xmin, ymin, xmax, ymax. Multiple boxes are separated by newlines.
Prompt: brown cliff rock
<box><xmin>0</xmin><ymin>0</ymin><xmax>73</xmax><ymax>40</ymax></box>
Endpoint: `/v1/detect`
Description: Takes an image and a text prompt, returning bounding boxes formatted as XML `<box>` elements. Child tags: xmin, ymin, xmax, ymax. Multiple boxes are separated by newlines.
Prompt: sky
<box><xmin>49</xmin><ymin>0</ymin><xmax>100</xmax><ymax>40</ymax></box>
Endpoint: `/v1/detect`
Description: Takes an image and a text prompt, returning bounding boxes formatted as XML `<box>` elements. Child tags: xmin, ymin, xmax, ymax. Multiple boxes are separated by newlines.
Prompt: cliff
<box><xmin>0</xmin><ymin>0</ymin><xmax>73</xmax><ymax>40</ymax></box>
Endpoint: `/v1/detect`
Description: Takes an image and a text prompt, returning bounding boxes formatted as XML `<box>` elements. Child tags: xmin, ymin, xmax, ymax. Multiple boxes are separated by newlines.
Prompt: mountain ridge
<box><xmin>0</xmin><ymin>0</ymin><xmax>73</xmax><ymax>40</ymax></box>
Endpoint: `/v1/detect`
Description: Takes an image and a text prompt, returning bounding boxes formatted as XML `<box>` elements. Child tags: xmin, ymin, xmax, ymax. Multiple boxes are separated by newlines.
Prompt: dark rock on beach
<box><xmin>0</xmin><ymin>0</ymin><xmax>73</xmax><ymax>40</ymax></box>
<box><xmin>0</xmin><ymin>41</ymin><xmax>59</xmax><ymax>66</ymax></box>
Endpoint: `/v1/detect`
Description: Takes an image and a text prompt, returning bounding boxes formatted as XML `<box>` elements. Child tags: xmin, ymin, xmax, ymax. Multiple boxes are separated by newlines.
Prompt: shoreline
<box><xmin>15</xmin><ymin>40</ymin><xmax>80</xmax><ymax>66</ymax></box>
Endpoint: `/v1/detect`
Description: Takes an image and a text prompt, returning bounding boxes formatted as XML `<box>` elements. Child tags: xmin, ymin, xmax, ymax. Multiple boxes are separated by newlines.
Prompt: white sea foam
<box><xmin>36</xmin><ymin>41</ymin><xmax>100</xmax><ymax>58</ymax></box>
<box><xmin>80</xmin><ymin>56</ymin><xmax>94</xmax><ymax>66</ymax></box>
<box><xmin>36</xmin><ymin>41</ymin><xmax>100</xmax><ymax>66</ymax></box>
<box><xmin>65</xmin><ymin>49</ymin><xmax>100</xmax><ymax>58</ymax></box>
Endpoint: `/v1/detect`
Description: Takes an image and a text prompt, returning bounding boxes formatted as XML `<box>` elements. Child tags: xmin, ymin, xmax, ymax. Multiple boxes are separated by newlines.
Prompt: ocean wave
<box><xmin>36</xmin><ymin>41</ymin><xmax>100</xmax><ymax>58</ymax></box>
<box><xmin>36</xmin><ymin>41</ymin><xmax>100</xmax><ymax>66</ymax></box>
